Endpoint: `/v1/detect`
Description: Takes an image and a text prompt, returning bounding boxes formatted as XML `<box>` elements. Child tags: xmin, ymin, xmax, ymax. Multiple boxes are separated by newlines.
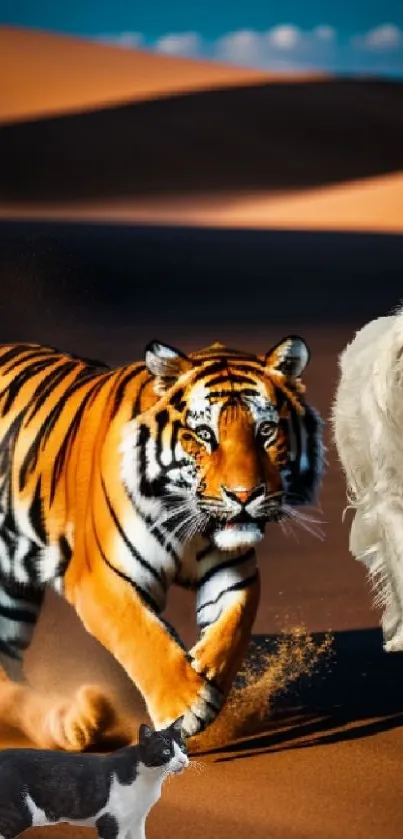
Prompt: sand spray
<box><xmin>189</xmin><ymin>626</ymin><xmax>334</xmax><ymax>752</ymax></box>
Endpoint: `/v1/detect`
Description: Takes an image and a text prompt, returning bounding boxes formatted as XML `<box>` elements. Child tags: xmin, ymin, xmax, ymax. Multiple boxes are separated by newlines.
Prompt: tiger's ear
<box><xmin>264</xmin><ymin>336</ymin><xmax>310</xmax><ymax>379</ymax></box>
<box><xmin>145</xmin><ymin>341</ymin><xmax>192</xmax><ymax>392</ymax></box>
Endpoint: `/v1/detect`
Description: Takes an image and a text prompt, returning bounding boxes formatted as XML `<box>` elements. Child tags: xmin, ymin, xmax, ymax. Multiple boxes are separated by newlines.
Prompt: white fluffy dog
<box><xmin>332</xmin><ymin>306</ymin><xmax>403</xmax><ymax>652</ymax></box>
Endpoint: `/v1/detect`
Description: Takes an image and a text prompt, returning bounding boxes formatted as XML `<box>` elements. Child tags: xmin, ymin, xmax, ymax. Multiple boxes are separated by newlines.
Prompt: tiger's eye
<box><xmin>259</xmin><ymin>421</ymin><xmax>277</xmax><ymax>438</ymax></box>
<box><xmin>195</xmin><ymin>426</ymin><xmax>212</xmax><ymax>441</ymax></box>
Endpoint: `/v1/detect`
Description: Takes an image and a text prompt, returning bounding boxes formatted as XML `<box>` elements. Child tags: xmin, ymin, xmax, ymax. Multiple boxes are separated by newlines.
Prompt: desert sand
<box><xmin>0</xmin><ymin>26</ymin><xmax>316</xmax><ymax>124</ymax></box>
<box><xmin>1</xmin><ymin>23</ymin><xmax>403</xmax><ymax>839</ymax></box>
<box><xmin>1</xmin><ymin>171</ymin><xmax>403</xmax><ymax>234</ymax></box>
<box><xmin>1</xmin><ymin>29</ymin><xmax>402</xmax><ymax>234</ymax></box>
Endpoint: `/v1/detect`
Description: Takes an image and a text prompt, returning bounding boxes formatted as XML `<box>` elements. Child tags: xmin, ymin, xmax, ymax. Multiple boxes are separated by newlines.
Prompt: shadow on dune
<box><xmin>2</xmin><ymin>79</ymin><xmax>403</xmax><ymax>202</ymax></box>
<box><xmin>206</xmin><ymin>629</ymin><xmax>403</xmax><ymax>761</ymax></box>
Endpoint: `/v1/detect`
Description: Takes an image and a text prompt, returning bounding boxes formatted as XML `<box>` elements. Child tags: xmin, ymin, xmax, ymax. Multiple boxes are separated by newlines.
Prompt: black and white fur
<box><xmin>0</xmin><ymin>718</ymin><xmax>188</xmax><ymax>839</ymax></box>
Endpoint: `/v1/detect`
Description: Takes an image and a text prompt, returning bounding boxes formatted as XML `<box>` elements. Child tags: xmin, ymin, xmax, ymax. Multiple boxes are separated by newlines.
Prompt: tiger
<box><xmin>0</xmin><ymin>336</ymin><xmax>323</xmax><ymax>750</ymax></box>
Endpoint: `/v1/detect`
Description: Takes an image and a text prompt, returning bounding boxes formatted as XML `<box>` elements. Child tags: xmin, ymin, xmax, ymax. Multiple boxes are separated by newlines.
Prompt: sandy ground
<box><xmin>0</xmin><ymin>26</ymin><xmax>320</xmax><ymax>124</ymax></box>
<box><xmin>1</xmin><ymin>171</ymin><xmax>403</xmax><ymax>234</ymax></box>
<box><xmin>0</xmin><ymin>325</ymin><xmax>402</xmax><ymax>838</ymax></box>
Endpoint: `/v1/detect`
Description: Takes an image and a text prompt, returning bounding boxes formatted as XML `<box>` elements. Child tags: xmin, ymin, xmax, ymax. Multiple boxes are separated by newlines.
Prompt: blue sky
<box><xmin>2</xmin><ymin>0</ymin><xmax>403</xmax><ymax>76</ymax></box>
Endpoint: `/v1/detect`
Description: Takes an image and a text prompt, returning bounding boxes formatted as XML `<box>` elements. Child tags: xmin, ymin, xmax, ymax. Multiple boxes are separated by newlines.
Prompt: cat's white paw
<box><xmin>181</xmin><ymin>681</ymin><xmax>224</xmax><ymax>738</ymax></box>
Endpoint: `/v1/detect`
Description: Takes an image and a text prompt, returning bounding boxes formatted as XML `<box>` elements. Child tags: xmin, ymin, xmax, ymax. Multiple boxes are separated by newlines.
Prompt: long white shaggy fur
<box><xmin>332</xmin><ymin>305</ymin><xmax>403</xmax><ymax>652</ymax></box>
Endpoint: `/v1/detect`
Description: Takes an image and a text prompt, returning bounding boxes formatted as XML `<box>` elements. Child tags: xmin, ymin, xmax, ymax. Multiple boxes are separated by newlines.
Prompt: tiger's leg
<box><xmin>0</xmin><ymin>581</ymin><xmax>54</xmax><ymax>743</ymax></box>
<box><xmin>188</xmin><ymin>548</ymin><xmax>260</xmax><ymax>702</ymax></box>
<box><xmin>0</xmin><ymin>580</ymin><xmax>116</xmax><ymax>750</ymax></box>
<box><xmin>0</xmin><ymin>582</ymin><xmax>44</xmax><ymax>681</ymax></box>
<box><xmin>67</xmin><ymin>560</ymin><xmax>224</xmax><ymax>739</ymax></box>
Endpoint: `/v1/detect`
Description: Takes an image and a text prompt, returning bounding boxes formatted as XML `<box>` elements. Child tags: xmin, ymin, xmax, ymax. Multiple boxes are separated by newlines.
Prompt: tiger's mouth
<box><xmin>197</xmin><ymin>495</ymin><xmax>284</xmax><ymax>551</ymax></box>
<box><xmin>211</xmin><ymin>521</ymin><xmax>265</xmax><ymax>550</ymax></box>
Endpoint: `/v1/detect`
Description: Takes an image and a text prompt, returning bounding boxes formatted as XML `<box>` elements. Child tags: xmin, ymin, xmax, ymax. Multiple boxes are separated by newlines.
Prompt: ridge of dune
<box><xmin>1</xmin><ymin>172</ymin><xmax>402</xmax><ymax>234</ymax></box>
<box><xmin>208</xmin><ymin>171</ymin><xmax>403</xmax><ymax>232</ymax></box>
<box><xmin>0</xmin><ymin>25</ymin><xmax>324</xmax><ymax>124</ymax></box>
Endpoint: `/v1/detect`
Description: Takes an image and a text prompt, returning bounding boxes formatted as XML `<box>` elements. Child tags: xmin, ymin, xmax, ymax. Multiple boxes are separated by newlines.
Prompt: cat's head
<box><xmin>138</xmin><ymin>717</ymin><xmax>189</xmax><ymax>775</ymax></box>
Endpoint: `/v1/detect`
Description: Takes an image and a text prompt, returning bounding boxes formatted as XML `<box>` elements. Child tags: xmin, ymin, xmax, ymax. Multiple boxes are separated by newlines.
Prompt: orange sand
<box><xmin>0</xmin><ymin>26</ymin><xmax>322</xmax><ymax>124</ymax></box>
<box><xmin>1</xmin><ymin>171</ymin><xmax>402</xmax><ymax>234</ymax></box>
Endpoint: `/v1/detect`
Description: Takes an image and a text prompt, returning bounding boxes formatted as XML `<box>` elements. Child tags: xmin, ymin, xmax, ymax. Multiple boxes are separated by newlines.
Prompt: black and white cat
<box><xmin>0</xmin><ymin>717</ymin><xmax>188</xmax><ymax>839</ymax></box>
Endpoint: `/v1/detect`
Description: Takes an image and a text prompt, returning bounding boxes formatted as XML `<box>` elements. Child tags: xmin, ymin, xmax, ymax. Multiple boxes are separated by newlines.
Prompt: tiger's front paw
<box><xmin>46</xmin><ymin>685</ymin><xmax>117</xmax><ymax>751</ymax></box>
<box><xmin>181</xmin><ymin>679</ymin><xmax>224</xmax><ymax>739</ymax></box>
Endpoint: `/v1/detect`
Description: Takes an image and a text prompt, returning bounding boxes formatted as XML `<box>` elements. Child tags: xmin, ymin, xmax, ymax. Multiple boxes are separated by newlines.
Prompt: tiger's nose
<box><xmin>223</xmin><ymin>486</ymin><xmax>263</xmax><ymax>505</ymax></box>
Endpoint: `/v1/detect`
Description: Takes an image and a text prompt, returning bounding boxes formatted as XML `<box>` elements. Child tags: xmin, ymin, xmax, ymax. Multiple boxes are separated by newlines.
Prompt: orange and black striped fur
<box><xmin>0</xmin><ymin>337</ymin><xmax>323</xmax><ymax>749</ymax></box>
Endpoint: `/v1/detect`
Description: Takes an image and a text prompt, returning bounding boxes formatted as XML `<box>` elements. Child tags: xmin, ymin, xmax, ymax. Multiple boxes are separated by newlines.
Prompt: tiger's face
<box><xmin>125</xmin><ymin>337</ymin><xmax>323</xmax><ymax>553</ymax></box>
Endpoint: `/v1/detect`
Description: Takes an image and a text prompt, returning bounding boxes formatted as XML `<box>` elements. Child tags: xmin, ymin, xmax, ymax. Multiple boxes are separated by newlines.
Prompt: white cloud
<box><xmin>97</xmin><ymin>31</ymin><xmax>144</xmax><ymax>49</ymax></box>
<box><xmin>266</xmin><ymin>25</ymin><xmax>303</xmax><ymax>50</ymax></box>
<box><xmin>214</xmin><ymin>25</ymin><xmax>337</xmax><ymax>69</ymax></box>
<box><xmin>154</xmin><ymin>32</ymin><xmax>202</xmax><ymax>58</ymax></box>
<box><xmin>352</xmin><ymin>23</ymin><xmax>403</xmax><ymax>52</ymax></box>
<box><xmin>313</xmin><ymin>25</ymin><xmax>336</xmax><ymax>42</ymax></box>
<box><xmin>91</xmin><ymin>22</ymin><xmax>403</xmax><ymax>75</ymax></box>
<box><xmin>215</xmin><ymin>30</ymin><xmax>264</xmax><ymax>65</ymax></box>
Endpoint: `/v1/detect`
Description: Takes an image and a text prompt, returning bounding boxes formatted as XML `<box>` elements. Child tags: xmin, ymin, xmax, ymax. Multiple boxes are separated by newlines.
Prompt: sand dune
<box><xmin>0</xmin><ymin>25</ymin><xmax>316</xmax><ymax>124</ymax></box>
<box><xmin>2</xmin><ymin>32</ymin><xmax>403</xmax><ymax>235</ymax></box>
<box><xmin>1</xmin><ymin>171</ymin><xmax>402</xmax><ymax>233</ymax></box>
<box><xmin>218</xmin><ymin>171</ymin><xmax>403</xmax><ymax>232</ymax></box>
<box><xmin>3</xmin><ymin>75</ymin><xmax>403</xmax><ymax>201</ymax></box>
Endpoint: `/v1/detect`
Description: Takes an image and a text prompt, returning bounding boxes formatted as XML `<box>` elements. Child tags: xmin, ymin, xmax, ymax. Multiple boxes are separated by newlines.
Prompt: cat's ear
<box><xmin>145</xmin><ymin>341</ymin><xmax>192</xmax><ymax>393</ymax></box>
<box><xmin>264</xmin><ymin>336</ymin><xmax>310</xmax><ymax>380</ymax></box>
<box><xmin>139</xmin><ymin>723</ymin><xmax>153</xmax><ymax>741</ymax></box>
<box><xmin>171</xmin><ymin>716</ymin><xmax>185</xmax><ymax>734</ymax></box>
